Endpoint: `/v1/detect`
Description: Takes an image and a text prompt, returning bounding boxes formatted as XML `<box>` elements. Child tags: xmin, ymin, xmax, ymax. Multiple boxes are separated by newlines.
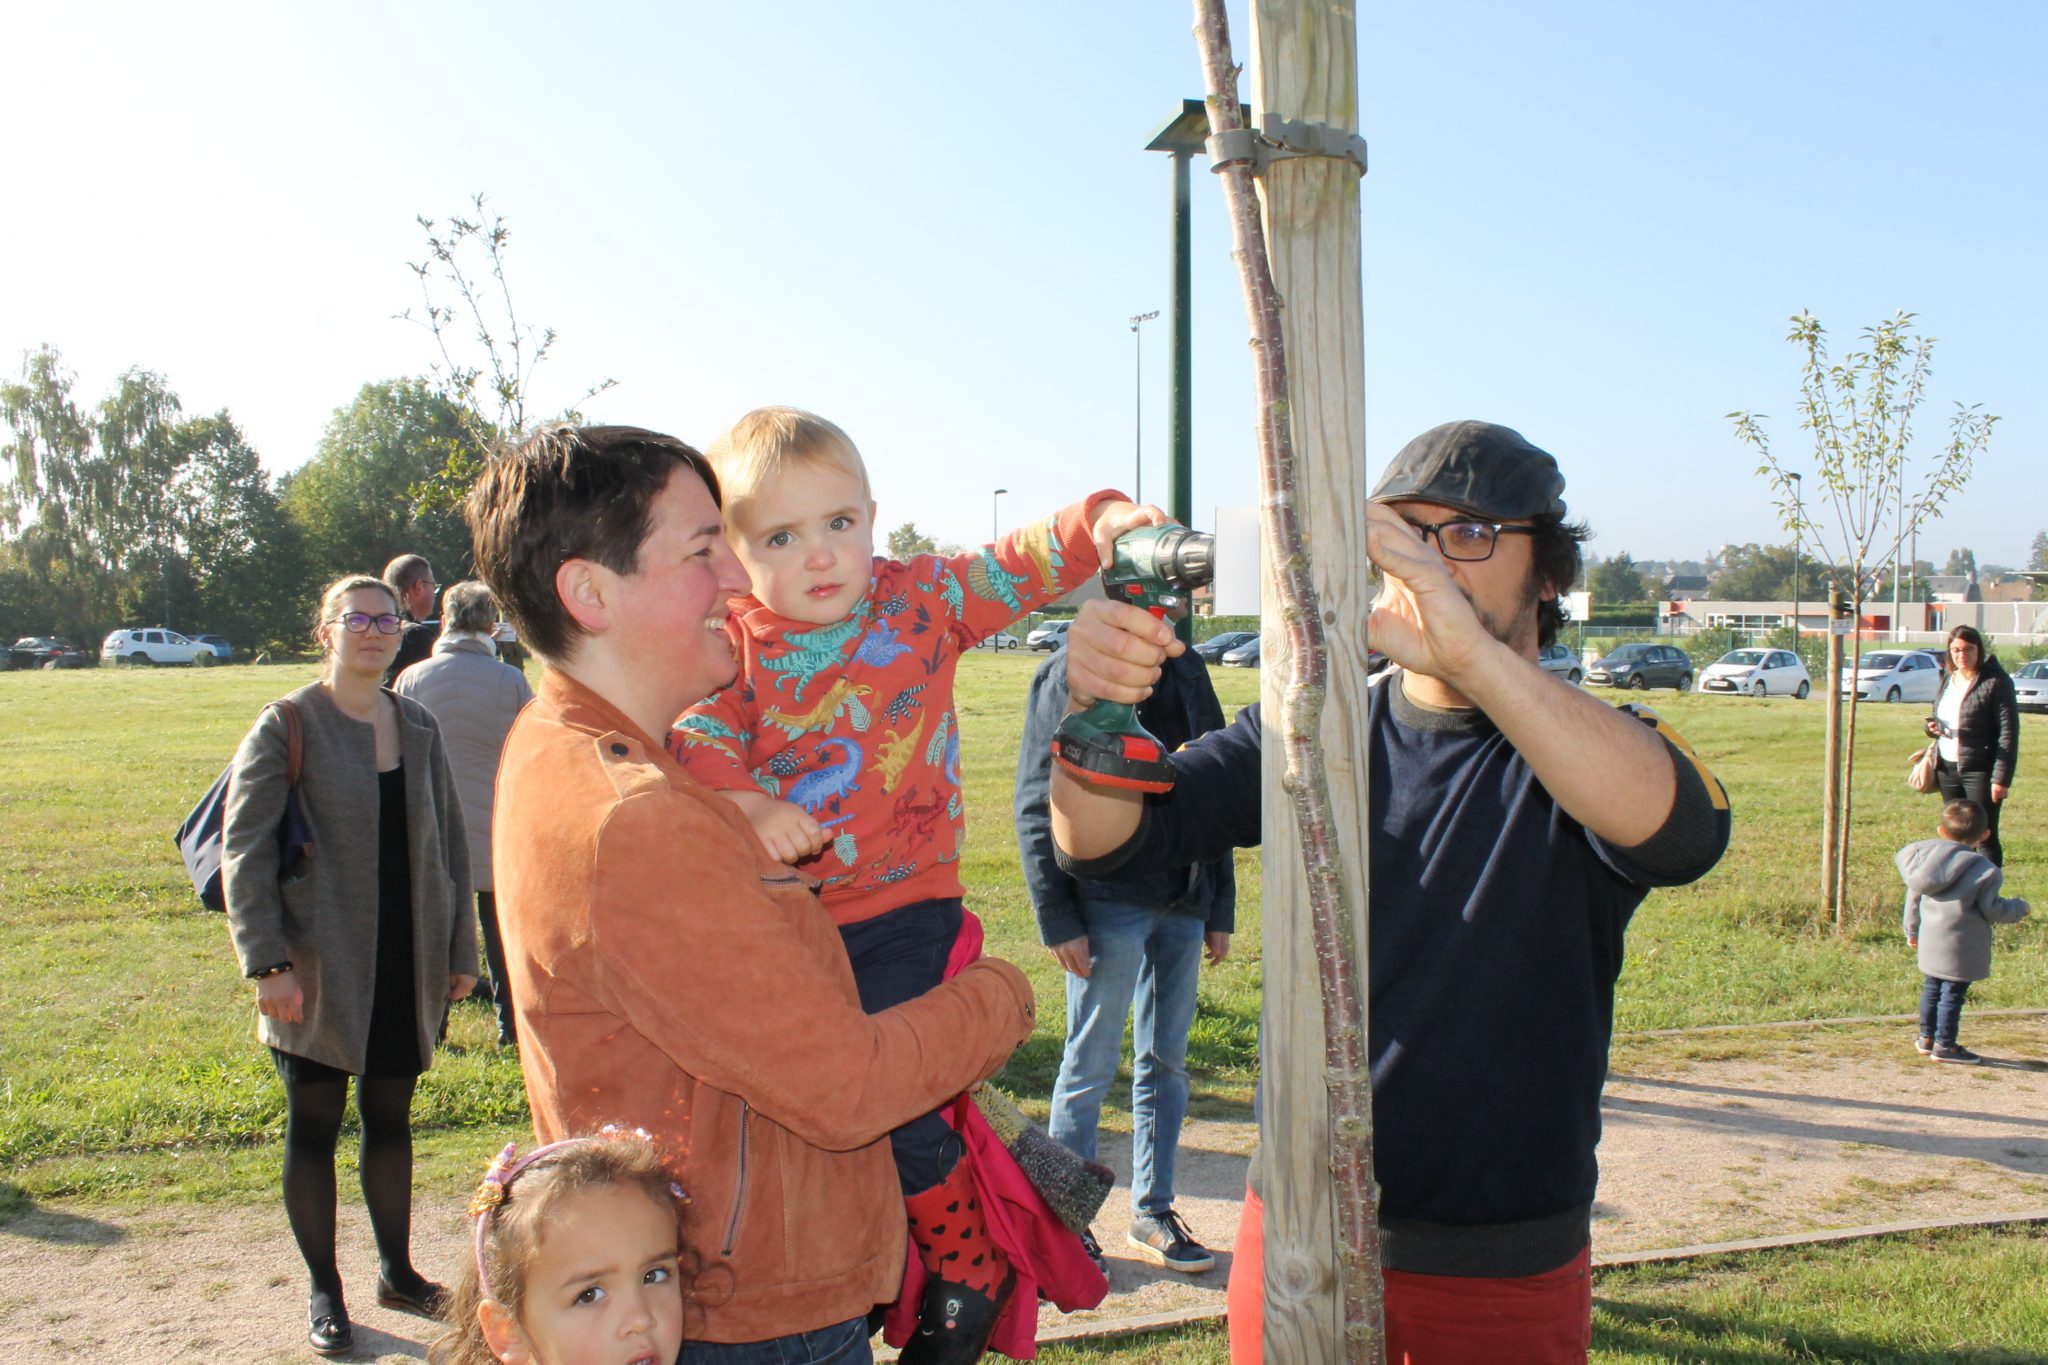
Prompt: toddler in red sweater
<box><xmin>671</xmin><ymin>407</ymin><xmax>1154</xmax><ymax>1358</ymax></box>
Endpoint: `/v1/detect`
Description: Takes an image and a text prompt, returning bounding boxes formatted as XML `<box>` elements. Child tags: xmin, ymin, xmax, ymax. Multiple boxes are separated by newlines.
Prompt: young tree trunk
<box><xmin>1191</xmin><ymin>2</ymin><xmax>1382</xmax><ymax>1361</ymax></box>
<box><xmin>1822</xmin><ymin>589</ymin><xmax>1844</xmax><ymax>920</ymax></box>
<box><xmin>1834</xmin><ymin>605</ymin><xmax>1867</xmax><ymax>928</ymax></box>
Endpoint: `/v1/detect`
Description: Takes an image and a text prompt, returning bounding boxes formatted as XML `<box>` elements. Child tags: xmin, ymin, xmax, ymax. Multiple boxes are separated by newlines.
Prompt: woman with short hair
<box><xmin>393</xmin><ymin>579</ymin><xmax>534</xmax><ymax>1047</ymax></box>
<box><xmin>222</xmin><ymin>574</ymin><xmax>477</xmax><ymax>1356</ymax></box>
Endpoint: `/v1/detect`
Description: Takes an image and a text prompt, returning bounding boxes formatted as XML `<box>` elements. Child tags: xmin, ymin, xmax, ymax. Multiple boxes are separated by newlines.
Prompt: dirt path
<box><xmin>5</xmin><ymin>1019</ymin><xmax>2044</xmax><ymax>1363</ymax></box>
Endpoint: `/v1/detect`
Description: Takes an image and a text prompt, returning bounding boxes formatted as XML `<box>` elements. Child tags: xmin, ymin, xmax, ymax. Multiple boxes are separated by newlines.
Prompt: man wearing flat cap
<box><xmin>1047</xmin><ymin>422</ymin><xmax>1730</xmax><ymax>1363</ymax></box>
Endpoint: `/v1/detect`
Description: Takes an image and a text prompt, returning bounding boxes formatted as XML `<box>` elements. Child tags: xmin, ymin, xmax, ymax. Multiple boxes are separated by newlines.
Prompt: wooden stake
<box><xmin>1191</xmin><ymin>2</ymin><xmax>1382</xmax><ymax>1360</ymax></box>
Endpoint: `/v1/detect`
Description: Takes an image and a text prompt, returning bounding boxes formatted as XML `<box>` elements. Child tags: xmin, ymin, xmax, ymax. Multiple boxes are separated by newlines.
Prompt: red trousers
<box><xmin>1226</xmin><ymin>1185</ymin><xmax>1593</xmax><ymax>1365</ymax></box>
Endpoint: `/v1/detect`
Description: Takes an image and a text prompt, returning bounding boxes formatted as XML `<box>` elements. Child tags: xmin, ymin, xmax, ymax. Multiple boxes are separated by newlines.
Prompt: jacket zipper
<box><xmin>720</xmin><ymin>1100</ymin><xmax>751</xmax><ymax>1256</ymax></box>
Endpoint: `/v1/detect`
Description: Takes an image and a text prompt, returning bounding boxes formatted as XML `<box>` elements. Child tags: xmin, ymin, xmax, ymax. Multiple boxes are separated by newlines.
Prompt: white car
<box><xmin>101</xmin><ymin>627</ymin><xmax>219</xmax><ymax>666</ymax></box>
<box><xmin>1841</xmin><ymin>649</ymin><xmax>1945</xmax><ymax>703</ymax></box>
<box><xmin>2012</xmin><ymin>659</ymin><xmax>2048</xmax><ymax>713</ymax></box>
<box><xmin>974</xmin><ymin>632</ymin><xmax>1020</xmax><ymax>651</ymax></box>
<box><xmin>1699</xmin><ymin>648</ymin><xmax>1810</xmax><ymax>698</ymax></box>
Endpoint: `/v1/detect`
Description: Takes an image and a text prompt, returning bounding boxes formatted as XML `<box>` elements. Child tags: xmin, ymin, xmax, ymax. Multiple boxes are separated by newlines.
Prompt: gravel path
<box><xmin>4</xmin><ymin>1018</ymin><xmax>2043</xmax><ymax>1363</ymax></box>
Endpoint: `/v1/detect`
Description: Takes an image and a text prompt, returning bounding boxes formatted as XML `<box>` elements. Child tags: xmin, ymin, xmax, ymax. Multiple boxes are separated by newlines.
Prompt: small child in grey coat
<box><xmin>1898</xmin><ymin>798</ymin><xmax>2029</xmax><ymax>1065</ymax></box>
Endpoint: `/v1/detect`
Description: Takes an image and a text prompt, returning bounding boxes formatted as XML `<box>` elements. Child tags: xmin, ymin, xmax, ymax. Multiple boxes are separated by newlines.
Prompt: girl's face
<box><xmin>317</xmin><ymin>587</ymin><xmax>403</xmax><ymax>682</ymax></box>
<box><xmin>729</xmin><ymin>463</ymin><xmax>877</xmax><ymax>626</ymax></box>
<box><xmin>1951</xmin><ymin>636</ymin><xmax>1981</xmax><ymax>672</ymax></box>
<box><xmin>490</xmin><ymin>1183</ymin><xmax>684</xmax><ymax>1365</ymax></box>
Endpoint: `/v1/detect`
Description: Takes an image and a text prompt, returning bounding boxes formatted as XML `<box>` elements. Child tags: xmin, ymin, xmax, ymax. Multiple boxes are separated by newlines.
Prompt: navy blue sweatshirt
<box><xmin>1059</xmin><ymin>670</ymin><xmax>1730</xmax><ymax>1275</ymax></box>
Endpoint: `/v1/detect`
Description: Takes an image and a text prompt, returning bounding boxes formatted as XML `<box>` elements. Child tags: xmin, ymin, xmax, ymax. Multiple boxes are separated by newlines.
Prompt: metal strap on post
<box><xmin>1206</xmin><ymin>113</ymin><xmax>1367</xmax><ymax>178</ymax></box>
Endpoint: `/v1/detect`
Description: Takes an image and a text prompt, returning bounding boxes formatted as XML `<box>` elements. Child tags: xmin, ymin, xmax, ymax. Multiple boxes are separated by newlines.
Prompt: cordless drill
<box><xmin>1052</xmin><ymin>524</ymin><xmax>1216</xmax><ymax>793</ymax></box>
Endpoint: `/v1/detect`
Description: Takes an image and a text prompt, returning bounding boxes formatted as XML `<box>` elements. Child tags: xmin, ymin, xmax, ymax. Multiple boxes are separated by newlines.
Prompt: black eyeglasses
<box><xmin>335</xmin><ymin>612</ymin><xmax>404</xmax><ymax>635</ymax></box>
<box><xmin>1402</xmin><ymin>519</ymin><xmax>1538</xmax><ymax>562</ymax></box>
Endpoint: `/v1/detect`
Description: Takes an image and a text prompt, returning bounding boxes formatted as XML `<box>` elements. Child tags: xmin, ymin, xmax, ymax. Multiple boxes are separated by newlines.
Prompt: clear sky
<box><xmin>4</xmin><ymin>2</ymin><xmax>2041</xmax><ymax>567</ymax></box>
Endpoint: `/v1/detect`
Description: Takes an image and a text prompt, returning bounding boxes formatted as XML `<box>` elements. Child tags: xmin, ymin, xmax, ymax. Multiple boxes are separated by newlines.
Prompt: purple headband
<box><xmin>467</xmin><ymin>1127</ymin><xmax>688</xmax><ymax>1291</ymax></box>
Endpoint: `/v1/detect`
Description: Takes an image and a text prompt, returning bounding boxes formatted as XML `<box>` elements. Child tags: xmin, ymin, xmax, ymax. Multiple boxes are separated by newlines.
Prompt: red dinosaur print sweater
<box><xmin>671</xmin><ymin>491</ymin><xmax>1123</xmax><ymax>926</ymax></box>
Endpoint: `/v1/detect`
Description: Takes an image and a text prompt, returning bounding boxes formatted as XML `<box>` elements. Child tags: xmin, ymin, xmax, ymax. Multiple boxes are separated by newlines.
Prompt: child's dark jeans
<box><xmin>838</xmin><ymin>897</ymin><xmax>966</xmax><ymax>1194</ymax></box>
<box><xmin>1918</xmin><ymin>975</ymin><xmax>1971</xmax><ymax>1046</ymax></box>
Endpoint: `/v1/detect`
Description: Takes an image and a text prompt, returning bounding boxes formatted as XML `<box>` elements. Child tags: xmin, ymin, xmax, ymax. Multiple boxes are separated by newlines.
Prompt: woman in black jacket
<box><xmin>1924</xmin><ymin>624</ymin><xmax>2020</xmax><ymax>864</ymax></box>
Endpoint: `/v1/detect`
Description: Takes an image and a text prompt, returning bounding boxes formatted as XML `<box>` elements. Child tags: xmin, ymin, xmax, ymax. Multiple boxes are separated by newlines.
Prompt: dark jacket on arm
<box><xmin>1015</xmin><ymin>649</ymin><xmax>1235</xmax><ymax>946</ymax></box>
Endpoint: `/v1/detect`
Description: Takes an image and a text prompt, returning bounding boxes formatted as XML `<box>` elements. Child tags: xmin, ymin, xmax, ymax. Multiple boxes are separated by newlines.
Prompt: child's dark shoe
<box><xmin>1931</xmin><ymin>1042</ymin><xmax>1983</xmax><ymax>1064</ymax></box>
<box><xmin>1915</xmin><ymin>1035</ymin><xmax>1933</xmax><ymax>1055</ymax></box>
<box><xmin>897</xmin><ymin>1266</ymin><xmax>1016</xmax><ymax>1365</ymax></box>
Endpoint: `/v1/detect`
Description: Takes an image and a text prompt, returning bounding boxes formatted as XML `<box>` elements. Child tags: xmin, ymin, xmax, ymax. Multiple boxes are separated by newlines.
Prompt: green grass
<box><xmin>1025</xmin><ymin>1226</ymin><xmax>2048</xmax><ymax>1362</ymax></box>
<box><xmin>4</xmin><ymin>662</ymin><xmax>2048</xmax><ymax>1358</ymax></box>
<box><xmin>1</xmin><ymin>664</ymin><xmax>2043</xmax><ymax>1205</ymax></box>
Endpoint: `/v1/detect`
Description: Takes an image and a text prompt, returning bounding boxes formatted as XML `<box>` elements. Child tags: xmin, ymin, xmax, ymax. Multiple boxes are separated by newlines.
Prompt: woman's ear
<box><xmin>478</xmin><ymin>1297</ymin><xmax>531</xmax><ymax>1363</ymax></box>
<box><xmin>556</xmin><ymin>558</ymin><xmax>611</xmax><ymax>635</ymax></box>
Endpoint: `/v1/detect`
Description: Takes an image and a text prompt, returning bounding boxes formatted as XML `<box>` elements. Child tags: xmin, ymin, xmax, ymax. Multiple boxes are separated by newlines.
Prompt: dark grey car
<box><xmin>1586</xmin><ymin>642</ymin><xmax>1692</xmax><ymax>691</ymax></box>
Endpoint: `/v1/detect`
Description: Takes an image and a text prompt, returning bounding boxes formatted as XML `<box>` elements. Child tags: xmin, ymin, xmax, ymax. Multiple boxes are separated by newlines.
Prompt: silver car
<box><xmin>2013</xmin><ymin>659</ymin><xmax>2048</xmax><ymax>713</ymax></box>
<box><xmin>1538</xmin><ymin>642</ymin><xmax>1584</xmax><ymax>685</ymax></box>
<box><xmin>1841</xmin><ymin>649</ymin><xmax>1944</xmax><ymax>703</ymax></box>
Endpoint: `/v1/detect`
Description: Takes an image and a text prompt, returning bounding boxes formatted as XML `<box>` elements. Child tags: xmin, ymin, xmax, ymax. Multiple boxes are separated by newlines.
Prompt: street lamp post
<box><xmin>1129</xmin><ymin>311</ymin><xmax>1159</xmax><ymax>502</ymax></box>
<box><xmin>992</xmin><ymin>487</ymin><xmax>1008</xmax><ymax>546</ymax></box>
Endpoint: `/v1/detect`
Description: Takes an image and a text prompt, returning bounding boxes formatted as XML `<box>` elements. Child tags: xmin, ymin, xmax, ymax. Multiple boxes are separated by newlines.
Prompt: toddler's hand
<box><xmin>1087</xmin><ymin>500</ymin><xmax>1171</xmax><ymax>566</ymax></box>
<box><xmin>734</xmin><ymin>793</ymin><xmax>827</xmax><ymax>864</ymax></box>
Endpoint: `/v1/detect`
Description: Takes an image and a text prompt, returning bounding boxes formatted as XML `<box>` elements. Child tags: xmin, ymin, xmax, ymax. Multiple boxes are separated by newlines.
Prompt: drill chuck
<box><xmin>1146</xmin><ymin>526</ymin><xmax>1214</xmax><ymax>591</ymax></box>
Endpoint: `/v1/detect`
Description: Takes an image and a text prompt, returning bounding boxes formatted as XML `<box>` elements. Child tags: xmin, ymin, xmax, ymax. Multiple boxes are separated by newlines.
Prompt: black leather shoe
<box><xmin>897</xmin><ymin>1267</ymin><xmax>1016</xmax><ymax>1365</ymax></box>
<box><xmin>308</xmin><ymin>1310</ymin><xmax>353</xmax><ymax>1356</ymax></box>
<box><xmin>375</xmin><ymin>1274</ymin><xmax>448</xmax><ymax>1319</ymax></box>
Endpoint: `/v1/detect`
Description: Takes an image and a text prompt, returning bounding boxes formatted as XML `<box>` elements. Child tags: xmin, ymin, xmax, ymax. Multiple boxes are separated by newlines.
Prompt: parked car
<box><xmin>974</xmin><ymin>632</ymin><xmax>1020</xmax><ymax>651</ymax></box>
<box><xmin>1194</xmin><ymin>630</ymin><xmax>1258</xmax><ymax>664</ymax></box>
<box><xmin>100</xmin><ymin>627</ymin><xmax>219</xmax><ymax>666</ymax></box>
<box><xmin>2011</xmin><ymin>658</ymin><xmax>2048</xmax><ymax>713</ymax></box>
<box><xmin>1585</xmin><ymin>642</ymin><xmax>1693</xmax><ymax>691</ymax></box>
<box><xmin>190</xmin><ymin>634</ymin><xmax>234</xmax><ymax>661</ymax></box>
<box><xmin>1840</xmin><ymin>648</ymin><xmax>1944</xmax><ymax>704</ymax></box>
<box><xmin>1699</xmin><ymin>648</ymin><xmax>1810</xmax><ymax>698</ymax></box>
<box><xmin>1025</xmin><ymin>620</ymin><xmax>1071</xmax><ymax>651</ymax></box>
<box><xmin>9</xmin><ymin>637</ymin><xmax>93</xmax><ymax>670</ymax></box>
<box><xmin>1220</xmin><ymin>637</ymin><xmax>1261</xmax><ymax>668</ymax></box>
<box><xmin>1537</xmin><ymin>642</ymin><xmax>1584</xmax><ymax>685</ymax></box>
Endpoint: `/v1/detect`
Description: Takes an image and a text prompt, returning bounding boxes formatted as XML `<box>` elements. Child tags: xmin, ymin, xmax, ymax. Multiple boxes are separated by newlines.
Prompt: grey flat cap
<box><xmin>1370</xmin><ymin>421</ymin><xmax>1567</xmax><ymax>521</ymax></box>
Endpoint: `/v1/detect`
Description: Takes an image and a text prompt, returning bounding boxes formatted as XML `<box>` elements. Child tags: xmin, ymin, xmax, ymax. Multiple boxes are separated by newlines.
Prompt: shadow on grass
<box><xmin>1594</xmin><ymin>1296</ymin><xmax>2033</xmax><ymax>1363</ymax></box>
<box><xmin>0</xmin><ymin>1181</ymin><xmax>125</xmax><ymax>1245</ymax></box>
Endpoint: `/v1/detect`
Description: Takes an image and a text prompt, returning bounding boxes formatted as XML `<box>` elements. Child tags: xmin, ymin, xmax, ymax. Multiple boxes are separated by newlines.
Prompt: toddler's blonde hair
<box><xmin>705</xmin><ymin>406</ymin><xmax>871</xmax><ymax>531</ymax></box>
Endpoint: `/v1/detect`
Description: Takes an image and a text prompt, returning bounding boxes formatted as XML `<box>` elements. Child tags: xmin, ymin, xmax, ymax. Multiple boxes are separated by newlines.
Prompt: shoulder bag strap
<box><xmin>273</xmin><ymin>698</ymin><xmax>304</xmax><ymax>788</ymax></box>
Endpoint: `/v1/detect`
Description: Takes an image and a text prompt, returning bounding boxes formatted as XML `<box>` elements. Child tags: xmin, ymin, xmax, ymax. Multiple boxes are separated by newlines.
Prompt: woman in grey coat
<box><xmin>392</xmin><ymin>579</ymin><xmax>533</xmax><ymax>1046</ymax></box>
<box><xmin>223</xmin><ymin>574</ymin><xmax>478</xmax><ymax>1357</ymax></box>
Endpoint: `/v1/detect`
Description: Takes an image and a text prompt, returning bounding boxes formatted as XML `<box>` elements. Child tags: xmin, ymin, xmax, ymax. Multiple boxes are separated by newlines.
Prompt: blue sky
<box><xmin>4</xmin><ymin>2</ymin><xmax>2041</xmax><ymax>566</ymax></box>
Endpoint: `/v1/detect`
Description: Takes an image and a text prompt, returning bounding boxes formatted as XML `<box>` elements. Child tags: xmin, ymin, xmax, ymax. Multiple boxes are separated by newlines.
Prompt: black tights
<box><xmin>281</xmin><ymin>1073</ymin><xmax>422</xmax><ymax>1311</ymax></box>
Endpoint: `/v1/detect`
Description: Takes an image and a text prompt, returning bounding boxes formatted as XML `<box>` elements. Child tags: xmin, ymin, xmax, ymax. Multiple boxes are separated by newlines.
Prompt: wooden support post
<box><xmin>1194</xmin><ymin>1</ymin><xmax>1380</xmax><ymax>1359</ymax></box>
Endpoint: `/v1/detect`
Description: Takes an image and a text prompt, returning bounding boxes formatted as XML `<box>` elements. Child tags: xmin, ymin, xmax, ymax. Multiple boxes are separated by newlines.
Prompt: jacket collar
<box><xmin>538</xmin><ymin>668</ymin><xmax>672</xmax><ymax>758</ymax></box>
<box><xmin>433</xmin><ymin>635</ymin><xmax>496</xmax><ymax>658</ymax></box>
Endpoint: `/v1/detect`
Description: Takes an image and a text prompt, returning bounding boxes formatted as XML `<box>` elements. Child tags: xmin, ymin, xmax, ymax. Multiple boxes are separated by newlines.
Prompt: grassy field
<box><xmin>3</xmin><ymin>658</ymin><xmax>2045</xmax><ymax>1354</ymax></box>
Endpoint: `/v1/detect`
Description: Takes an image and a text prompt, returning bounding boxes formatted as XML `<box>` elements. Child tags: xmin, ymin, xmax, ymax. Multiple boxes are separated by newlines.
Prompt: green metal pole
<box><xmin>1170</xmin><ymin>148</ymin><xmax>1195</xmax><ymax>644</ymax></box>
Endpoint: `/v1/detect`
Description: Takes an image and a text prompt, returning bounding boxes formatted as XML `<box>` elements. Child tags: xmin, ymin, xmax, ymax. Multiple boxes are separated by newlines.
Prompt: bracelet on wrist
<box><xmin>249</xmin><ymin>961</ymin><xmax>294</xmax><ymax>980</ymax></box>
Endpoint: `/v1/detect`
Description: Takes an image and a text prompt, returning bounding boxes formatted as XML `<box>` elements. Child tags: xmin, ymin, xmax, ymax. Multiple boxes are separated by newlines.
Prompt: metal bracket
<box><xmin>1206</xmin><ymin>114</ymin><xmax>1367</xmax><ymax>178</ymax></box>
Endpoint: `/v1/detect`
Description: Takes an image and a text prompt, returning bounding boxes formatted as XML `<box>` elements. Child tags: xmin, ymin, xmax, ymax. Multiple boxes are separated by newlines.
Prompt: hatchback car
<box><xmin>1537</xmin><ymin>642</ymin><xmax>1584</xmax><ymax>685</ymax></box>
<box><xmin>1585</xmin><ymin>643</ymin><xmax>1692</xmax><ymax>691</ymax></box>
<box><xmin>1221</xmin><ymin>636</ymin><xmax>1262</xmax><ymax>668</ymax></box>
<box><xmin>1025</xmin><ymin>620</ymin><xmax>1071</xmax><ymax>651</ymax></box>
<box><xmin>2011</xmin><ymin>658</ymin><xmax>2048</xmax><ymax>713</ymax></box>
<box><xmin>1194</xmin><ymin>630</ymin><xmax>1258</xmax><ymax>664</ymax></box>
<box><xmin>1699</xmin><ymin>648</ymin><xmax>1810</xmax><ymax>698</ymax></box>
<box><xmin>1841</xmin><ymin>649</ymin><xmax>1943</xmax><ymax>703</ymax></box>
<box><xmin>101</xmin><ymin>627</ymin><xmax>218</xmax><ymax>666</ymax></box>
<box><xmin>973</xmin><ymin>632</ymin><xmax>1020</xmax><ymax>651</ymax></box>
<box><xmin>191</xmin><ymin>634</ymin><xmax>234</xmax><ymax>661</ymax></box>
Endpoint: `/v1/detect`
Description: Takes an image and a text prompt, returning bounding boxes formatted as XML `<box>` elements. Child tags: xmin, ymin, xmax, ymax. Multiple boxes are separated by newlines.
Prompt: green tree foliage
<box><xmin>283</xmin><ymin>379</ymin><xmax>475</xmax><ymax>589</ymax></box>
<box><xmin>1941</xmin><ymin>546</ymin><xmax>1977</xmax><ymax>577</ymax></box>
<box><xmin>0</xmin><ymin>346</ymin><xmax>310</xmax><ymax>650</ymax></box>
<box><xmin>1588</xmin><ymin>551</ymin><xmax>1650</xmax><ymax>603</ymax></box>
<box><xmin>1711</xmin><ymin>543</ymin><xmax>1832</xmax><ymax>601</ymax></box>
<box><xmin>886</xmin><ymin>522</ymin><xmax>936</xmax><ymax>559</ymax></box>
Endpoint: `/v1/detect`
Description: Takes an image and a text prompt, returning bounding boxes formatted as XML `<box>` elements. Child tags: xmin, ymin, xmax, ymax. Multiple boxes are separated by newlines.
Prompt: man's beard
<box><xmin>1460</xmin><ymin>563</ymin><xmax>1546</xmax><ymax>655</ymax></box>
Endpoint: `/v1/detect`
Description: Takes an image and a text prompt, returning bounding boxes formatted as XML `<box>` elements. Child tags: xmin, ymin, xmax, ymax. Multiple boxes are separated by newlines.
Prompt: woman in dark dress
<box><xmin>1925</xmin><ymin>623</ymin><xmax>2021</xmax><ymax>865</ymax></box>
<box><xmin>222</xmin><ymin>575</ymin><xmax>477</xmax><ymax>1356</ymax></box>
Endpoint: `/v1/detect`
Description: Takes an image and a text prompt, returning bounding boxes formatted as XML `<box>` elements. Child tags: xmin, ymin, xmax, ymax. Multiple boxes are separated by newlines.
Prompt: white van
<box><xmin>102</xmin><ymin>627</ymin><xmax>217</xmax><ymax>666</ymax></box>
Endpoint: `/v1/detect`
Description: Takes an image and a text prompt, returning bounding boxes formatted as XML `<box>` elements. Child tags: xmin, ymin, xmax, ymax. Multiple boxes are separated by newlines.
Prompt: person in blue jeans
<box><xmin>1015</xmin><ymin>641</ymin><xmax>1235</xmax><ymax>1274</ymax></box>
